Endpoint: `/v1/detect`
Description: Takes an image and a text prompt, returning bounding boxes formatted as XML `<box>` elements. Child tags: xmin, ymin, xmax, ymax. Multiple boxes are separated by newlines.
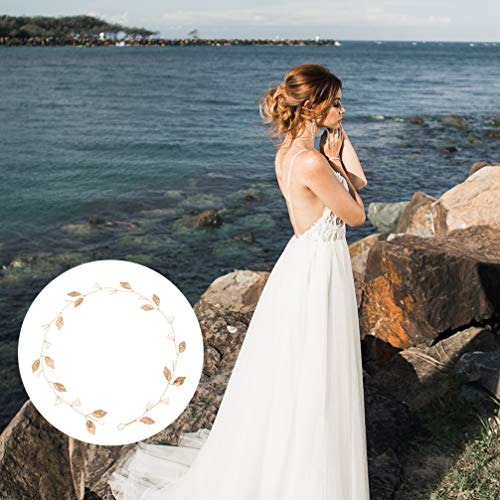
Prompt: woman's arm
<box><xmin>339</xmin><ymin>126</ymin><xmax>368</xmax><ymax>190</ymax></box>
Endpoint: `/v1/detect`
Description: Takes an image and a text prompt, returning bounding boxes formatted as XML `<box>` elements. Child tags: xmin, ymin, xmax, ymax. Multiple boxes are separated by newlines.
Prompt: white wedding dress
<box><xmin>107</xmin><ymin>148</ymin><xmax>371</xmax><ymax>499</ymax></box>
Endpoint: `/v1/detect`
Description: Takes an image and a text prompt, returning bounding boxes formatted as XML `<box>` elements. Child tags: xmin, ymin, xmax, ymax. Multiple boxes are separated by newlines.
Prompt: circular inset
<box><xmin>18</xmin><ymin>259</ymin><xmax>204</xmax><ymax>445</ymax></box>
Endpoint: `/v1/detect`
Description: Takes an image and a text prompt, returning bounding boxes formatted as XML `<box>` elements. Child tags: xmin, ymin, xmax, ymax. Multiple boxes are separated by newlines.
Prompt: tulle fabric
<box><xmin>107</xmin><ymin>231</ymin><xmax>370</xmax><ymax>499</ymax></box>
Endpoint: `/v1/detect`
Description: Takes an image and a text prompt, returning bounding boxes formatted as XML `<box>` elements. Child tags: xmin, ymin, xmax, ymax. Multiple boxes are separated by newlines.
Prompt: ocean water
<box><xmin>0</xmin><ymin>41</ymin><xmax>499</xmax><ymax>431</ymax></box>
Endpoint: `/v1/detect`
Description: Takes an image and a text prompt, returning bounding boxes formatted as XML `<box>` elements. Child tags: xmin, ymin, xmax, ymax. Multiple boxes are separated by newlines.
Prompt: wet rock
<box><xmin>438</xmin><ymin>145</ymin><xmax>458</xmax><ymax>154</ymax></box>
<box><xmin>483</xmin><ymin>129</ymin><xmax>500</xmax><ymax>138</ymax></box>
<box><xmin>191</xmin><ymin>209</ymin><xmax>223</xmax><ymax>228</ymax></box>
<box><xmin>5</xmin><ymin>252</ymin><xmax>86</xmax><ymax>280</ymax></box>
<box><xmin>139</xmin><ymin>207</ymin><xmax>180</xmax><ymax>217</ymax></box>
<box><xmin>88</xmin><ymin>218</ymin><xmax>138</xmax><ymax>230</ymax></box>
<box><xmin>440</xmin><ymin>114</ymin><xmax>469</xmax><ymax>132</ymax></box>
<box><xmin>467</xmin><ymin>133</ymin><xmax>482</xmax><ymax>145</ymax></box>
<box><xmin>233</xmin><ymin>231</ymin><xmax>255</xmax><ymax>244</ymax></box>
<box><xmin>178</xmin><ymin>193</ymin><xmax>224</xmax><ymax>210</ymax></box>
<box><xmin>406</xmin><ymin>115</ymin><xmax>428</xmax><ymax>127</ymax></box>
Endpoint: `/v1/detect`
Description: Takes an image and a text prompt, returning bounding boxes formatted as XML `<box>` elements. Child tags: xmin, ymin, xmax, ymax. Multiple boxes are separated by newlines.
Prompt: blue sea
<box><xmin>0</xmin><ymin>41</ymin><xmax>499</xmax><ymax>431</ymax></box>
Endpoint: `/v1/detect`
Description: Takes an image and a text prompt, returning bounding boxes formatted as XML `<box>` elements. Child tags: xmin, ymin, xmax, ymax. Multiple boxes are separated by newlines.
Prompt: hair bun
<box><xmin>258</xmin><ymin>64</ymin><xmax>342</xmax><ymax>147</ymax></box>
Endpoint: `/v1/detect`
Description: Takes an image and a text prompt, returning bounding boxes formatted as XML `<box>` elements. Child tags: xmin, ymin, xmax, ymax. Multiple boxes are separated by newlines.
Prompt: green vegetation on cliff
<box><xmin>0</xmin><ymin>14</ymin><xmax>156</xmax><ymax>38</ymax></box>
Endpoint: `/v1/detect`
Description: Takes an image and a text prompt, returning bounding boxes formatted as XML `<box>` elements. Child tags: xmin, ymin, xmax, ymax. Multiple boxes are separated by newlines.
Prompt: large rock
<box><xmin>0</xmin><ymin>399</ymin><xmax>82</xmax><ymax>499</ymax></box>
<box><xmin>395</xmin><ymin>191</ymin><xmax>437</xmax><ymax>237</ymax></box>
<box><xmin>367</xmin><ymin>201</ymin><xmax>409</xmax><ymax>233</ymax></box>
<box><xmin>0</xmin><ymin>399</ymin><xmax>150</xmax><ymax>500</ymax></box>
<box><xmin>455</xmin><ymin>349</ymin><xmax>500</xmax><ymax>398</ymax></box>
<box><xmin>363</xmin><ymin>377</ymin><xmax>421</xmax><ymax>499</ymax></box>
<box><xmin>433</xmin><ymin>165</ymin><xmax>500</xmax><ymax>238</ymax></box>
<box><xmin>348</xmin><ymin>233</ymin><xmax>381</xmax><ymax>277</ymax></box>
<box><xmin>468</xmin><ymin>160</ymin><xmax>493</xmax><ymax>176</ymax></box>
<box><xmin>360</xmin><ymin>231</ymin><xmax>500</xmax><ymax>349</ymax></box>
<box><xmin>369</xmin><ymin>325</ymin><xmax>500</xmax><ymax>410</ymax></box>
<box><xmin>196</xmin><ymin>269</ymin><xmax>270</xmax><ymax>315</ymax></box>
<box><xmin>397</xmin><ymin>166</ymin><xmax>500</xmax><ymax>239</ymax></box>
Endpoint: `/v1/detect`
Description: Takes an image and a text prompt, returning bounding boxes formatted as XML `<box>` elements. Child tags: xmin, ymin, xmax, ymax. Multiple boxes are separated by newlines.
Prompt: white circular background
<box><xmin>18</xmin><ymin>259</ymin><xmax>204</xmax><ymax>445</ymax></box>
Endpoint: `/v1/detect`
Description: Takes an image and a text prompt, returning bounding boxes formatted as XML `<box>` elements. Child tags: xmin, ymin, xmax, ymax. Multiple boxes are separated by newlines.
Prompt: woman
<box><xmin>108</xmin><ymin>63</ymin><xmax>370</xmax><ymax>499</ymax></box>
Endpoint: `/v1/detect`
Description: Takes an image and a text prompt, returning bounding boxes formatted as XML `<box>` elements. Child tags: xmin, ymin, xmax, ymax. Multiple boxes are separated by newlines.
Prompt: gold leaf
<box><xmin>91</xmin><ymin>409</ymin><xmax>107</xmax><ymax>418</ymax></box>
<box><xmin>53</xmin><ymin>382</ymin><xmax>67</xmax><ymax>392</ymax></box>
<box><xmin>44</xmin><ymin>356</ymin><xmax>55</xmax><ymax>369</ymax></box>
<box><xmin>178</xmin><ymin>341</ymin><xmax>186</xmax><ymax>353</ymax></box>
<box><xmin>67</xmin><ymin>291</ymin><xmax>82</xmax><ymax>297</ymax></box>
<box><xmin>74</xmin><ymin>297</ymin><xmax>84</xmax><ymax>308</ymax></box>
<box><xmin>86</xmin><ymin>420</ymin><xmax>96</xmax><ymax>435</ymax></box>
<box><xmin>141</xmin><ymin>304</ymin><xmax>154</xmax><ymax>311</ymax></box>
<box><xmin>173</xmin><ymin>376</ymin><xmax>185</xmax><ymax>386</ymax></box>
<box><xmin>163</xmin><ymin>366</ymin><xmax>172</xmax><ymax>382</ymax></box>
<box><xmin>120</xmin><ymin>281</ymin><xmax>132</xmax><ymax>290</ymax></box>
<box><xmin>55</xmin><ymin>315</ymin><xmax>64</xmax><ymax>330</ymax></box>
<box><xmin>140</xmin><ymin>416</ymin><xmax>155</xmax><ymax>425</ymax></box>
<box><xmin>32</xmin><ymin>359</ymin><xmax>40</xmax><ymax>373</ymax></box>
<box><xmin>152</xmin><ymin>294</ymin><xmax>160</xmax><ymax>306</ymax></box>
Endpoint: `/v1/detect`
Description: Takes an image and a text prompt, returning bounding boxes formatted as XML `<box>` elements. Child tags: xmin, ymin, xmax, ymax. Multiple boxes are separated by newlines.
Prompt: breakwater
<box><xmin>0</xmin><ymin>36</ymin><xmax>342</xmax><ymax>48</ymax></box>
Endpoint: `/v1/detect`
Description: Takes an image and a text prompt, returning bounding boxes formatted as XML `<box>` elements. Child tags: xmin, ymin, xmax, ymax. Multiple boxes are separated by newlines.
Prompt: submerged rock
<box><xmin>406</xmin><ymin>115</ymin><xmax>428</xmax><ymax>127</ymax></box>
<box><xmin>192</xmin><ymin>209</ymin><xmax>223</xmax><ymax>228</ymax></box>
<box><xmin>440</xmin><ymin>114</ymin><xmax>469</xmax><ymax>132</ymax></box>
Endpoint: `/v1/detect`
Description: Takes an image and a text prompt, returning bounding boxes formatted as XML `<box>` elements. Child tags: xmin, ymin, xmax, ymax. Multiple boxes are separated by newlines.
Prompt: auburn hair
<box><xmin>258</xmin><ymin>63</ymin><xmax>342</xmax><ymax>149</ymax></box>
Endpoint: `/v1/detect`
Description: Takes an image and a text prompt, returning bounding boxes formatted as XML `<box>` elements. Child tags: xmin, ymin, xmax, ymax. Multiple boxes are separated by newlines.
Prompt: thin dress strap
<box><xmin>286</xmin><ymin>148</ymin><xmax>309</xmax><ymax>236</ymax></box>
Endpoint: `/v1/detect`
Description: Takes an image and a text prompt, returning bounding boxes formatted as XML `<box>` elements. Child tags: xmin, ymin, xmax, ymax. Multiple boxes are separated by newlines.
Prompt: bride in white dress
<box><xmin>108</xmin><ymin>63</ymin><xmax>370</xmax><ymax>499</ymax></box>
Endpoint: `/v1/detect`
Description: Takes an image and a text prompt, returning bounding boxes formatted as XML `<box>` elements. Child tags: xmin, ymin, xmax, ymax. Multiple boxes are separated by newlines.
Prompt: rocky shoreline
<box><xmin>0</xmin><ymin>36</ymin><xmax>342</xmax><ymax>48</ymax></box>
<box><xmin>0</xmin><ymin>161</ymin><xmax>498</xmax><ymax>499</ymax></box>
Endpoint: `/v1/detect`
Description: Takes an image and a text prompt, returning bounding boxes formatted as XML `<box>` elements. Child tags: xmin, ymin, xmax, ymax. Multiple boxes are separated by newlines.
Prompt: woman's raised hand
<box><xmin>319</xmin><ymin>125</ymin><xmax>345</xmax><ymax>161</ymax></box>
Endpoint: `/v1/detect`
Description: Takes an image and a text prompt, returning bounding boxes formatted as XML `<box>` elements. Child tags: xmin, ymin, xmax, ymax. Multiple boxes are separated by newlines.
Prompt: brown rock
<box><xmin>395</xmin><ymin>191</ymin><xmax>437</xmax><ymax>237</ymax></box>
<box><xmin>432</xmin><ymin>165</ymin><xmax>500</xmax><ymax>238</ymax></box>
<box><xmin>468</xmin><ymin>160</ymin><xmax>491</xmax><ymax>176</ymax></box>
<box><xmin>0</xmin><ymin>399</ymin><xmax>135</xmax><ymax>500</ymax></box>
<box><xmin>393</xmin><ymin>166</ymin><xmax>500</xmax><ymax>240</ymax></box>
<box><xmin>196</xmin><ymin>270</ymin><xmax>270</xmax><ymax>315</ymax></box>
<box><xmin>360</xmin><ymin>232</ymin><xmax>499</xmax><ymax>349</ymax></box>
<box><xmin>192</xmin><ymin>209</ymin><xmax>223</xmax><ymax>228</ymax></box>
<box><xmin>352</xmin><ymin>270</ymin><xmax>365</xmax><ymax>309</ymax></box>
<box><xmin>349</xmin><ymin>233</ymin><xmax>381</xmax><ymax>277</ymax></box>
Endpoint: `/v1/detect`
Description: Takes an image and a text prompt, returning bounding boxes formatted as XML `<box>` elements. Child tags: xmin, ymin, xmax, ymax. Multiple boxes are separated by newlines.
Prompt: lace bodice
<box><xmin>286</xmin><ymin>149</ymin><xmax>349</xmax><ymax>242</ymax></box>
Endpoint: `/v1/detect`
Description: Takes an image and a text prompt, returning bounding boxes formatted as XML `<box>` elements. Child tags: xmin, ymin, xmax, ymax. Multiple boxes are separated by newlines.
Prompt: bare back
<box><xmin>275</xmin><ymin>147</ymin><xmax>328</xmax><ymax>237</ymax></box>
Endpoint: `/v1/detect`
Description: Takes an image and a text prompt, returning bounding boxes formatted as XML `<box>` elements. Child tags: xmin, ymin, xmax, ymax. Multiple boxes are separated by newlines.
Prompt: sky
<box><xmin>1</xmin><ymin>0</ymin><xmax>498</xmax><ymax>42</ymax></box>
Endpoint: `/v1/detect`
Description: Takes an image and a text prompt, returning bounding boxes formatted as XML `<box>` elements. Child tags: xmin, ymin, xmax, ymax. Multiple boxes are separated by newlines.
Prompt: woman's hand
<box><xmin>319</xmin><ymin>125</ymin><xmax>345</xmax><ymax>161</ymax></box>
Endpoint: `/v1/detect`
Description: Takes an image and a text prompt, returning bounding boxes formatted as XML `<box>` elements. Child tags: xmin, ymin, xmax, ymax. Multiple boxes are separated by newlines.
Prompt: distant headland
<box><xmin>0</xmin><ymin>14</ymin><xmax>342</xmax><ymax>47</ymax></box>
